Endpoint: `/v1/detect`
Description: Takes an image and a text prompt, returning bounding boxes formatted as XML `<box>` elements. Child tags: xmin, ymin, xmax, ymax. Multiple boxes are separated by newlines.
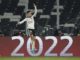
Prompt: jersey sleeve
<box><xmin>32</xmin><ymin>5</ymin><xmax>37</xmax><ymax>17</ymax></box>
<box><xmin>18</xmin><ymin>18</ymin><xmax>27</xmax><ymax>24</ymax></box>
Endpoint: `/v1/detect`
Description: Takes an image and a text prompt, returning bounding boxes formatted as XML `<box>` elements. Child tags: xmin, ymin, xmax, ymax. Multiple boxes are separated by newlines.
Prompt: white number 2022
<box><xmin>11</xmin><ymin>36</ymin><xmax>73</xmax><ymax>56</ymax></box>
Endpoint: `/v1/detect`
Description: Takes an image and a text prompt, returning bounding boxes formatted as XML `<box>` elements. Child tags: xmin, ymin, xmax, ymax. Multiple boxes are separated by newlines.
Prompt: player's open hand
<box><xmin>16</xmin><ymin>23</ymin><xmax>18</xmax><ymax>27</ymax></box>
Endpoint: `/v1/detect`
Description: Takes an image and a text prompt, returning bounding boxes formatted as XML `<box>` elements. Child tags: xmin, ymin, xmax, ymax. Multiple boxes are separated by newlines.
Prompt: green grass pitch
<box><xmin>0</xmin><ymin>57</ymin><xmax>80</xmax><ymax>60</ymax></box>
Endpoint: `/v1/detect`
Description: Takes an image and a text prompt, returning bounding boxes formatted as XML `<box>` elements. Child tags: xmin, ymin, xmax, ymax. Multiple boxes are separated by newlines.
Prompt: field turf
<box><xmin>0</xmin><ymin>57</ymin><xmax>80</xmax><ymax>60</ymax></box>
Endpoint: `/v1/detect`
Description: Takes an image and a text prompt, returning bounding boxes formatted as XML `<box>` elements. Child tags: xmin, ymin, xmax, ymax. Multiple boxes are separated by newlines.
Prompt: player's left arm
<box><xmin>32</xmin><ymin>4</ymin><xmax>37</xmax><ymax>17</ymax></box>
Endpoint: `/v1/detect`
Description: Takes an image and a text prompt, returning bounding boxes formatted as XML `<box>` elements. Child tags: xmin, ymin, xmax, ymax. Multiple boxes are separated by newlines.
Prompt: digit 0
<box><xmin>27</xmin><ymin>36</ymin><xmax>43</xmax><ymax>56</ymax></box>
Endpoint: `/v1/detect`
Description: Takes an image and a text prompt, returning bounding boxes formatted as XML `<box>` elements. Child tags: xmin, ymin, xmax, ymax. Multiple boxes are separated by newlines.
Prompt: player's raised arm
<box><xmin>32</xmin><ymin>4</ymin><xmax>37</xmax><ymax>17</ymax></box>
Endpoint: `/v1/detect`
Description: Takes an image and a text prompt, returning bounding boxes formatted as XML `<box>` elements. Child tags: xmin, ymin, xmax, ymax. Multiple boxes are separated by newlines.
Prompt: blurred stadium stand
<box><xmin>0</xmin><ymin>0</ymin><xmax>80</xmax><ymax>36</ymax></box>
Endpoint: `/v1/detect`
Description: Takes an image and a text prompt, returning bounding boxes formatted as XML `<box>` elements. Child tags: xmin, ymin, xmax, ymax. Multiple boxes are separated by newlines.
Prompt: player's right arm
<box><xmin>17</xmin><ymin>18</ymin><xmax>26</xmax><ymax>25</ymax></box>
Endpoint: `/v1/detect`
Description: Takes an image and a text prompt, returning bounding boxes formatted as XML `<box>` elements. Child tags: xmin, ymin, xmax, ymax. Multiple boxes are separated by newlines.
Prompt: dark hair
<box><xmin>26</xmin><ymin>11</ymin><xmax>33</xmax><ymax>15</ymax></box>
<box><xmin>26</xmin><ymin>11</ymin><xmax>31</xmax><ymax>14</ymax></box>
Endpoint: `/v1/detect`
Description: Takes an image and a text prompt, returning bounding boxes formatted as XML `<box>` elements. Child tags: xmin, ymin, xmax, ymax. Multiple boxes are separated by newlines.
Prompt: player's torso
<box><xmin>26</xmin><ymin>17</ymin><xmax>35</xmax><ymax>29</ymax></box>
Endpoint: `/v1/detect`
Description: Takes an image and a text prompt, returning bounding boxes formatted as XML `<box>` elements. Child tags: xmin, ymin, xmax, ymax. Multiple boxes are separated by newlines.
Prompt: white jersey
<box><xmin>18</xmin><ymin>17</ymin><xmax>35</xmax><ymax>29</ymax></box>
<box><xmin>18</xmin><ymin>5</ymin><xmax>37</xmax><ymax>30</ymax></box>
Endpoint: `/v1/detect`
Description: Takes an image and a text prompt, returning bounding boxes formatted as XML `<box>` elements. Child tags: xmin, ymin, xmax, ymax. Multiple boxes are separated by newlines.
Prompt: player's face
<box><xmin>27</xmin><ymin>12</ymin><xmax>32</xmax><ymax>17</ymax></box>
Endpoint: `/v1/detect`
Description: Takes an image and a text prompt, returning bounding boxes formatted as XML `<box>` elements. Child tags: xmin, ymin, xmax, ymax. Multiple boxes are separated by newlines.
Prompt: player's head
<box><xmin>26</xmin><ymin>11</ymin><xmax>33</xmax><ymax>17</ymax></box>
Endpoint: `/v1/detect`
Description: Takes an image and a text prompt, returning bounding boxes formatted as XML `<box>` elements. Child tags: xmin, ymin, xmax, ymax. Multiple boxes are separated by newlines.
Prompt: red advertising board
<box><xmin>0</xmin><ymin>36</ymin><xmax>80</xmax><ymax>56</ymax></box>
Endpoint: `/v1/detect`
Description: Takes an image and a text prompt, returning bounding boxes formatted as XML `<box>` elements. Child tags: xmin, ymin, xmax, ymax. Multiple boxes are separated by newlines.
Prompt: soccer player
<box><xmin>17</xmin><ymin>3</ymin><xmax>37</xmax><ymax>53</ymax></box>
